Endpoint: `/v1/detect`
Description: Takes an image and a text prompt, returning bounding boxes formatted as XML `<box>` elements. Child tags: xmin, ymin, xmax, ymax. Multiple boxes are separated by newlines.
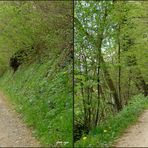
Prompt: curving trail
<box><xmin>115</xmin><ymin>110</ymin><xmax>148</xmax><ymax>147</ymax></box>
<box><xmin>0</xmin><ymin>92</ymin><xmax>40</xmax><ymax>147</ymax></box>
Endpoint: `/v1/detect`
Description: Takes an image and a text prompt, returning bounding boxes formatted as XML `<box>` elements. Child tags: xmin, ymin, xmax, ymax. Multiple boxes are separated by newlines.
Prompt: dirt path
<box><xmin>115</xmin><ymin>110</ymin><xmax>148</xmax><ymax>147</ymax></box>
<box><xmin>0</xmin><ymin>92</ymin><xmax>40</xmax><ymax>147</ymax></box>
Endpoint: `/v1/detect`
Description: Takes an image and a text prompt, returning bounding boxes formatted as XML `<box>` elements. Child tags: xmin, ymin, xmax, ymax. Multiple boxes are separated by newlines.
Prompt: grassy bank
<box><xmin>75</xmin><ymin>94</ymin><xmax>148</xmax><ymax>147</ymax></box>
<box><xmin>0</xmin><ymin>60</ymin><xmax>72</xmax><ymax>147</ymax></box>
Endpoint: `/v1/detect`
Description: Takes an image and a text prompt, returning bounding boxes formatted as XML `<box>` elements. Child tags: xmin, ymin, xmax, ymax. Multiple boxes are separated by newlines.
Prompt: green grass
<box><xmin>75</xmin><ymin>94</ymin><xmax>148</xmax><ymax>147</ymax></box>
<box><xmin>0</xmin><ymin>60</ymin><xmax>72</xmax><ymax>147</ymax></box>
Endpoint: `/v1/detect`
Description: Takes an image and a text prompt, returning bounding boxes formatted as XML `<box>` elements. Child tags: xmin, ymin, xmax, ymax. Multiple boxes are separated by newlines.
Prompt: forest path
<box><xmin>114</xmin><ymin>109</ymin><xmax>148</xmax><ymax>147</ymax></box>
<box><xmin>0</xmin><ymin>91</ymin><xmax>40</xmax><ymax>147</ymax></box>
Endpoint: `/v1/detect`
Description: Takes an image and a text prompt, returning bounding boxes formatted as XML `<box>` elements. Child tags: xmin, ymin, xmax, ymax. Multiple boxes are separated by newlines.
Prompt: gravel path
<box><xmin>0</xmin><ymin>92</ymin><xmax>40</xmax><ymax>147</ymax></box>
<box><xmin>115</xmin><ymin>110</ymin><xmax>148</xmax><ymax>147</ymax></box>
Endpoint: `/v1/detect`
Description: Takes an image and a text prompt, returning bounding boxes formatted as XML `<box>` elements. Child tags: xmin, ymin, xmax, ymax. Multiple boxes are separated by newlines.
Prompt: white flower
<box><xmin>56</xmin><ymin>141</ymin><xmax>63</xmax><ymax>145</ymax></box>
<box><xmin>63</xmin><ymin>141</ymin><xmax>69</xmax><ymax>145</ymax></box>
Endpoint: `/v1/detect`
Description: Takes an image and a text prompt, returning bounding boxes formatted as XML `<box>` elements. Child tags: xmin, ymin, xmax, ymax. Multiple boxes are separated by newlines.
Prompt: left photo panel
<box><xmin>0</xmin><ymin>1</ymin><xmax>73</xmax><ymax>147</ymax></box>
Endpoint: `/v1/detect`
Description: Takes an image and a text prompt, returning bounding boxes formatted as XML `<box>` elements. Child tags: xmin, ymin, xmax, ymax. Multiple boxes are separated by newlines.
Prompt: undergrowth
<box><xmin>0</xmin><ymin>60</ymin><xmax>72</xmax><ymax>147</ymax></box>
<box><xmin>75</xmin><ymin>94</ymin><xmax>148</xmax><ymax>147</ymax></box>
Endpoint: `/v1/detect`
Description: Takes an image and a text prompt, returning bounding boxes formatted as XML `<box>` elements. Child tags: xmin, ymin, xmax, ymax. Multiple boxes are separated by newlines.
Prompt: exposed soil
<box><xmin>114</xmin><ymin>110</ymin><xmax>148</xmax><ymax>147</ymax></box>
<box><xmin>0</xmin><ymin>91</ymin><xmax>40</xmax><ymax>147</ymax></box>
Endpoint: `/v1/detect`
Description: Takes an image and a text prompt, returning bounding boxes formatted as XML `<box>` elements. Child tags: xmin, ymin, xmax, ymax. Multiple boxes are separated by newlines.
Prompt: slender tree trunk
<box><xmin>84</xmin><ymin>55</ymin><xmax>91</xmax><ymax>130</ymax></box>
<box><xmin>75</xmin><ymin>4</ymin><xmax>121</xmax><ymax>112</ymax></box>
<box><xmin>127</xmin><ymin>69</ymin><xmax>131</xmax><ymax>100</ymax></box>
<box><xmin>95</xmin><ymin>60</ymin><xmax>100</xmax><ymax>126</ymax></box>
<box><xmin>95</xmin><ymin>34</ymin><xmax>102</xmax><ymax>126</ymax></box>
<box><xmin>118</xmin><ymin>25</ymin><xmax>122</xmax><ymax>106</ymax></box>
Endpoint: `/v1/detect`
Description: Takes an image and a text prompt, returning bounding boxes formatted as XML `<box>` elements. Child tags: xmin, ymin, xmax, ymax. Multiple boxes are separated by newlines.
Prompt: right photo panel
<box><xmin>74</xmin><ymin>1</ymin><xmax>148</xmax><ymax>147</ymax></box>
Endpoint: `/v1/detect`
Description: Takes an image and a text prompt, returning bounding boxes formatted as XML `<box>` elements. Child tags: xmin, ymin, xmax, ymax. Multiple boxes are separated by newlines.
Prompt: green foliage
<box><xmin>75</xmin><ymin>94</ymin><xmax>148</xmax><ymax>147</ymax></box>
<box><xmin>0</xmin><ymin>1</ymin><xmax>72</xmax><ymax>74</ymax></box>
<box><xmin>0</xmin><ymin>1</ymin><xmax>73</xmax><ymax>147</ymax></box>
<box><xmin>0</xmin><ymin>60</ymin><xmax>72</xmax><ymax>147</ymax></box>
<box><xmin>74</xmin><ymin>1</ymin><xmax>148</xmax><ymax>142</ymax></box>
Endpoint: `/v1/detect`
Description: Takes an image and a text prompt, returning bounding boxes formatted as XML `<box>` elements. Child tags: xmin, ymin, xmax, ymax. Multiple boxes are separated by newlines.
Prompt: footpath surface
<box><xmin>0</xmin><ymin>92</ymin><xmax>40</xmax><ymax>147</ymax></box>
<box><xmin>115</xmin><ymin>110</ymin><xmax>148</xmax><ymax>147</ymax></box>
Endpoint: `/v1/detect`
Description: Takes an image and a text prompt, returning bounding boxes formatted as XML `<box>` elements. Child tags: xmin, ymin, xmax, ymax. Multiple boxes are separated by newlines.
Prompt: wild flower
<box><xmin>63</xmin><ymin>141</ymin><xmax>69</xmax><ymax>145</ymax></box>
<box><xmin>83</xmin><ymin>136</ymin><xmax>87</xmax><ymax>140</ymax></box>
